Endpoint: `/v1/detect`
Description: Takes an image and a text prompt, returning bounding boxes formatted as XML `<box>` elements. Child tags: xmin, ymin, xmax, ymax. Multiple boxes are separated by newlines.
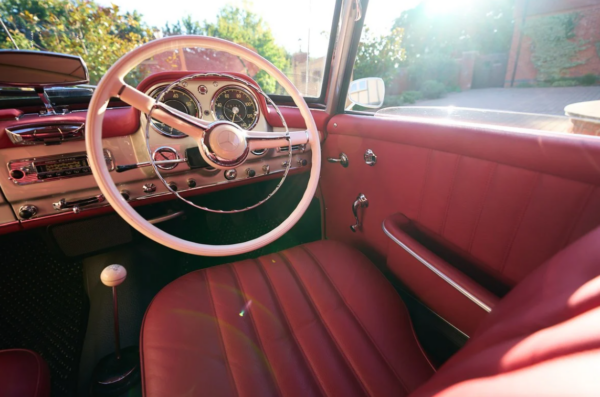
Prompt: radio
<box><xmin>8</xmin><ymin>150</ymin><xmax>114</xmax><ymax>185</ymax></box>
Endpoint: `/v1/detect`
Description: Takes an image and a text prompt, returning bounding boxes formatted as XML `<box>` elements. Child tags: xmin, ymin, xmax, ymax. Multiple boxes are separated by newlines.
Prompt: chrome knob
<box><xmin>143</xmin><ymin>183</ymin><xmax>156</xmax><ymax>193</ymax></box>
<box><xmin>18</xmin><ymin>205</ymin><xmax>38</xmax><ymax>219</ymax></box>
<box><xmin>224</xmin><ymin>169</ymin><xmax>237</xmax><ymax>180</ymax></box>
<box><xmin>262</xmin><ymin>164</ymin><xmax>270</xmax><ymax>175</ymax></box>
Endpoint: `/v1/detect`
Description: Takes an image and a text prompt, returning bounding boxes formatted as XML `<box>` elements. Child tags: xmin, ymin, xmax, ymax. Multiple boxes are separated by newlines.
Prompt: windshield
<box><xmin>0</xmin><ymin>0</ymin><xmax>338</xmax><ymax>98</ymax></box>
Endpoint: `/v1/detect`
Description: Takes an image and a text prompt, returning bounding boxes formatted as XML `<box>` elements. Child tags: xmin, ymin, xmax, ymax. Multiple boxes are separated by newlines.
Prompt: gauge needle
<box><xmin>231</xmin><ymin>107</ymin><xmax>240</xmax><ymax>122</ymax></box>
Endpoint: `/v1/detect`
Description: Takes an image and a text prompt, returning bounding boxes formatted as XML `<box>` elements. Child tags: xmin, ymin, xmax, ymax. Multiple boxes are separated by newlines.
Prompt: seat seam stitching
<box><xmin>255</xmin><ymin>257</ymin><xmax>327</xmax><ymax>397</ymax></box>
<box><xmin>500</xmin><ymin>172</ymin><xmax>541</xmax><ymax>273</ymax></box>
<box><xmin>468</xmin><ymin>162</ymin><xmax>498</xmax><ymax>253</ymax></box>
<box><xmin>299</xmin><ymin>245</ymin><xmax>412</xmax><ymax>394</ymax></box>
<box><xmin>229</xmin><ymin>263</ymin><xmax>284</xmax><ymax>396</ymax></box>
<box><xmin>205</xmin><ymin>269</ymin><xmax>240</xmax><ymax>397</ymax></box>
<box><xmin>279</xmin><ymin>250</ymin><xmax>372</xmax><ymax>397</ymax></box>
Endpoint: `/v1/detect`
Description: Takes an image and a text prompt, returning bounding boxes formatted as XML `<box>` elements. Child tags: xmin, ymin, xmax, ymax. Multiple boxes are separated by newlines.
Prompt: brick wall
<box><xmin>505</xmin><ymin>0</ymin><xmax>600</xmax><ymax>87</ymax></box>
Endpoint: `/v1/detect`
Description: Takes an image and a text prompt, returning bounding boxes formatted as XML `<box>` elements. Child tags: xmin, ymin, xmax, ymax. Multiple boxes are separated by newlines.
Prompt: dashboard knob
<box><xmin>262</xmin><ymin>164</ymin><xmax>270</xmax><ymax>175</ymax></box>
<box><xmin>10</xmin><ymin>169</ymin><xmax>25</xmax><ymax>180</ymax></box>
<box><xmin>224</xmin><ymin>169</ymin><xmax>237</xmax><ymax>181</ymax></box>
<box><xmin>297</xmin><ymin>159</ymin><xmax>308</xmax><ymax>167</ymax></box>
<box><xmin>168</xmin><ymin>182</ymin><xmax>178</xmax><ymax>191</ymax></box>
<box><xmin>143</xmin><ymin>183</ymin><xmax>156</xmax><ymax>193</ymax></box>
<box><xmin>187</xmin><ymin>178</ymin><xmax>197</xmax><ymax>188</ymax></box>
<box><xmin>246</xmin><ymin>168</ymin><xmax>256</xmax><ymax>178</ymax></box>
<box><xmin>18</xmin><ymin>205</ymin><xmax>38</xmax><ymax>219</ymax></box>
<box><xmin>120</xmin><ymin>190</ymin><xmax>130</xmax><ymax>201</ymax></box>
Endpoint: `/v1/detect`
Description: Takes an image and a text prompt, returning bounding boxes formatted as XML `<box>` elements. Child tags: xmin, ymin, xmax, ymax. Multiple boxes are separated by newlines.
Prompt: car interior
<box><xmin>1</xmin><ymin>0</ymin><xmax>600</xmax><ymax>396</ymax></box>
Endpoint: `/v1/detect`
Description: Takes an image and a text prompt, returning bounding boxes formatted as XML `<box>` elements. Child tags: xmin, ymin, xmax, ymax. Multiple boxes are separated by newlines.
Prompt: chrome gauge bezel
<box><xmin>147</xmin><ymin>84</ymin><xmax>202</xmax><ymax>138</ymax></box>
<box><xmin>210</xmin><ymin>84</ymin><xmax>260</xmax><ymax>130</ymax></box>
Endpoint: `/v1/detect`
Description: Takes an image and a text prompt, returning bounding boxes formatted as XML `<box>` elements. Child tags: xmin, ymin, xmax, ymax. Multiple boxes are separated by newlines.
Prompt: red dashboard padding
<box><xmin>384</xmin><ymin>213</ymin><xmax>499</xmax><ymax>336</ymax></box>
<box><xmin>0</xmin><ymin>109</ymin><xmax>23</xmax><ymax>121</ymax></box>
<box><xmin>411</xmin><ymin>223</ymin><xmax>600</xmax><ymax>396</ymax></box>
<box><xmin>0</xmin><ymin>107</ymin><xmax>139</xmax><ymax>148</ymax></box>
<box><xmin>140</xmin><ymin>240</ymin><xmax>435</xmax><ymax>397</ymax></box>
<box><xmin>0</xmin><ymin>349</ymin><xmax>50</xmax><ymax>397</ymax></box>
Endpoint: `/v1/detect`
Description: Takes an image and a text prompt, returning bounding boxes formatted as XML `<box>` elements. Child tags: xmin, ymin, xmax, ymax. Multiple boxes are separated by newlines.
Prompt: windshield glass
<box><xmin>0</xmin><ymin>0</ymin><xmax>338</xmax><ymax>97</ymax></box>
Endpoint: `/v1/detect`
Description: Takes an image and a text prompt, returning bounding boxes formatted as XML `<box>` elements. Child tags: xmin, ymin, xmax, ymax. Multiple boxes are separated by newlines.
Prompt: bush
<box><xmin>382</xmin><ymin>95</ymin><xmax>405</xmax><ymax>107</ymax></box>
<box><xmin>420</xmin><ymin>80</ymin><xmax>446</xmax><ymax>99</ymax></box>
<box><xmin>581</xmin><ymin>74</ymin><xmax>598</xmax><ymax>86</ymax></box>
<box><xmin>401</xmin><ymin>90</ymin><xmax>422</xmax><ymax>104</ymax></box>
<box><xmin>551</xmin><ymin>79</ymin><xmax>579</xmax><ymax>87</ymax></box>
<box><xmin>406</xmin><ymin>54</ymin><xmax>459</xmax><ymax>90</ymax></box>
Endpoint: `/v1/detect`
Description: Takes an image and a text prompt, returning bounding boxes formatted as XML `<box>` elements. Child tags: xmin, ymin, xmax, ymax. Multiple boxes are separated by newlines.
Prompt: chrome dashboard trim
<box><xmin>382</xmin><ymin>221</ymin><xmax>492</xmax><ymax>313</ymax></box>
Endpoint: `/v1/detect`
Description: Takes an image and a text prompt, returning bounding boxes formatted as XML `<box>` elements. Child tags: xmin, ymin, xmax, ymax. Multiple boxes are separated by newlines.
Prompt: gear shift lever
<box><xmin>91</xmin><ymin>265</ymin><xmax>140</xmax><ymax>396</ymax></box>
<box><xmin>100</xmin><ymin>265</ymin><xmax>127</xmax><ymax>360</ymax></box>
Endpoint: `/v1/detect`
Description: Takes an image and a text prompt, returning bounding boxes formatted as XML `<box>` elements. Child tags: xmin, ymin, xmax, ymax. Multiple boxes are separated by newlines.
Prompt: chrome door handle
<box><xmin>350</xmin><ymin>193</ymin><xmax>368</xmax><ymax>232</ymax></box>
<box><xmin>327</xmin><ymin>152</ymin><xmax>349</xmax><ymax>167</ymax></box>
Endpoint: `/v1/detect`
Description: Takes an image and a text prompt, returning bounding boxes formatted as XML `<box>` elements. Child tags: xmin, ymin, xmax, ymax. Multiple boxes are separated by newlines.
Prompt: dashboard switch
<box><xmin>18</xmin><ymin>205</ymin><xmax>38</xmax><ymax>219</ymax></box>
<box><xmin>297</xmin><ymin>159</ymin><xmax>308</xmax><ymax>167</ymax></box>
<box><xmin>120</xmin><ymin>190</ymin><xmax>130</xmax><ymax>201</ymax></box>
<box><xmin>262</xmin><ymin>165</ymin><xmax>270</xmax><ymax>175</ymax></box>
<box><xmin>168</xmin><ymin>182</ymin><xmax>178</xmax><ymax>191</ymax></box>
<box><xmin>224</xmin><ymin>169</ymin><xmax>237</xmax><ymax>181</ymax></box>
<box><xmin>246</xmin><ymin>168</ymin><xmax>256</xmax><ymax>178</ymax></box>
<box><xmin>187</xmin><ymin>178</ymin><xmax>197</xmax><ymax>188</ymax></box>
<box><xmin>143</xmin><ymin>183</ymin><xmax>156</xmax><ymax>193</ymax></box>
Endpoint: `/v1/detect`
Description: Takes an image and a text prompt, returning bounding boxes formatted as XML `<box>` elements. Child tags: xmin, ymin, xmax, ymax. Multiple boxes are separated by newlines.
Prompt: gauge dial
<box><xmin>212</xmin><ymin>86</ymin><xmax>259</xmax><ymax>130</ymax></box>
<box><xmin>152</xmin><ymin>146</ymin><xmax>180</xmax><ymax>170</ymax></box>
<box><xmin>149</xmin><ymin>86</ymin><xmax>201</xmax><ymax>138</ymax></box>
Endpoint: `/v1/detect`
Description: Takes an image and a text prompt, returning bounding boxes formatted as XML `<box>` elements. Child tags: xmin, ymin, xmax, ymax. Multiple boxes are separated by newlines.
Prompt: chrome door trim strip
<box><xmin>382</xmin><ymin>222</ymin><xmax>492</xmax><ymax>313</ymax></box>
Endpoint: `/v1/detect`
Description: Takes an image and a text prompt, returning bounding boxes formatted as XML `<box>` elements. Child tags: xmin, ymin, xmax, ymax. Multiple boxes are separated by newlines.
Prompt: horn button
<box><xmin>206</xmin><ymin>123</ymin><xmax>248</xmax><ymax>162</ymax></box>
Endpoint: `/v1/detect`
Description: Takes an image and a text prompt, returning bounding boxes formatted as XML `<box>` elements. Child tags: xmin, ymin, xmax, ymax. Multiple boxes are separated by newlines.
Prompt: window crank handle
<box><xmin>350</xmin><ymin>193</ymin><xmax>369</xmax><ymax>232</ymax></box>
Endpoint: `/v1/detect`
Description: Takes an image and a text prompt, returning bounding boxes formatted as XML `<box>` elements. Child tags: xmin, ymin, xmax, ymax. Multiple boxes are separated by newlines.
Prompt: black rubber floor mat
<box><xmin>0</xmin><ymin>231</ymin><xmax>88</xmax><ymax>397</ymax></box>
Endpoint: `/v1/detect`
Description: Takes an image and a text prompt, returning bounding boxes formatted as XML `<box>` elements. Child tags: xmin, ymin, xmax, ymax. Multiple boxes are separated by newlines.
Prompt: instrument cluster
<box><xmin>147</xmin><ymin>80</ymin><xmax>261</xmax><ymax>138</ymax></box>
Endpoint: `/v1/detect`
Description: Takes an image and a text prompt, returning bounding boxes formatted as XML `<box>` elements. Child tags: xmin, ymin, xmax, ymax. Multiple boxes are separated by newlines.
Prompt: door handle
<box><xmin>327</xmin><ymin>153</ymin><xmax>349</xmax><ymax>167</ymax></box>
<box><xmin>350</xmin><ymin>193</ymin><xmax>369</xmax><ymax>232</ymax></box>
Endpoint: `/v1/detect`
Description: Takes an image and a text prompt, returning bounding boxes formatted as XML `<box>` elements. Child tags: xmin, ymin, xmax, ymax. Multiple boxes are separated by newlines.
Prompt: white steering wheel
<box><xmin>85</xmin><ymin>36</ymin><xmax>321</xmax><ymax>256</ymax></box>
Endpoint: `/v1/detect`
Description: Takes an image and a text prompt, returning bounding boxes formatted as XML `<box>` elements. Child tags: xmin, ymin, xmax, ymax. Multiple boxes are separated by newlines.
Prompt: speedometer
<box><xmin>211</xmin><ymin>86</ymin><xmax>259</xmax><ymax>130</ymax></box>
<box><xmin>149</xmin><ymin>86</ymin><xmax>201</xmax><ymax>138</ymax></box>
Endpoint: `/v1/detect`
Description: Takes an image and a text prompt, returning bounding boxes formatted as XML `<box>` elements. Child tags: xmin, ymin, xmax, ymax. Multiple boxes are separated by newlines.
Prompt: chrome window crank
<box><xmin>327</xmin><ymin>152</ymin><xmax>349</xmax><ymax>167</ymax></box>
<box><xmin>350</xmin><ymin>193</ymin><xmax>369</xmax><ymax>232</ymax></box>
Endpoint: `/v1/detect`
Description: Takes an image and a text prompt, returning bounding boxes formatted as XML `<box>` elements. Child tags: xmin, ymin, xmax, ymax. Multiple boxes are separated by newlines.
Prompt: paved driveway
<box><xmin>416</xmin><ymin>86</ymin><xmax>600</xmax><ymax>116</ymax></box>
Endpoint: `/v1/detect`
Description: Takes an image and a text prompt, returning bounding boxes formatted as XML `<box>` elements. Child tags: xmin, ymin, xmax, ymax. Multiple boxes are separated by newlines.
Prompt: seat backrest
<box><xmin>411</xmin><ymin>224</ymin><xmax>600</xmax><ymax>396</ymax></box>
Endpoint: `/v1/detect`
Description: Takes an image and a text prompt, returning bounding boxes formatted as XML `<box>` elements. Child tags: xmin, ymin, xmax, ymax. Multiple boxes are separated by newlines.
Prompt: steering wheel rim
<box><xmin>85</xmin><ymin>36</ymin><xmax>321</xmax><ymax>256</ymax></box>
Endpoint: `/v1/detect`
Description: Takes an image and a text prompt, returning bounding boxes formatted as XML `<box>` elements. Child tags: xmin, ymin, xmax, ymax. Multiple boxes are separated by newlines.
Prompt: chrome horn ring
<box><xmin>145</xmin><ymin>72</ymin><xmax>293</xmax><ymax>214</ymax></box>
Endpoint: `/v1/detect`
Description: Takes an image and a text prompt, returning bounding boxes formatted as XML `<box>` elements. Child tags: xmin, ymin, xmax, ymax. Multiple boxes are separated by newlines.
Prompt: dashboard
<box><xmin>0</xmin><ymin>72</ymin><xmax>314</xmax><ymax>232</ymax></box>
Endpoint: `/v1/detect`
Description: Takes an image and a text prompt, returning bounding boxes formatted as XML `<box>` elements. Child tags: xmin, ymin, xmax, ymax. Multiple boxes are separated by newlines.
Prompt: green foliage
<box><xmin>401</xmin><ymin>90</ymin><xmax>422</xmax><ymax>104</ymax></box>
<box><xmin>406</xmin><ymin>54</ymin><xmax>459</xmax><ymax>89</ymax></box>
<box><xmin>420</xmin><ymin>80</ymin><xmax>446</xmax><ymax>99</ymax></box>
<box><xmin>551</xmin><ymin>79</ymin><xmax>579</xmax><ymax>87</ymax></box>
<box><xmin>165</xmin><ymin>6</ymin><xmax>289</xmax><ymax>93</ymax></box>
<box><xmin>354</xmin><ymin>26</ymin><xmax>406</xmax><ymax>87</ymax></box>
<box><xmin>523</xmin><ymin>13</ymin><xmax>589</xmax><ymax>81</ymax></box>
<box><xmin>581</xmin><ymin>74</ymin><xmax>598</xmax><ymax>86</ymax></box>
<box><xmin>0</xmin><ymin>0</ymin><xmax>155</xmax><ymax>84</ymax></box>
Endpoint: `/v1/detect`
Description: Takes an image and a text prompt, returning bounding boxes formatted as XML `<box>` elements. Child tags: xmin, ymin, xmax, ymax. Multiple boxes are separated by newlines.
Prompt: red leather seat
<box><xmin>0</xmin><ymin>349</ymin><xmax>50</xmax><ymax>397</ymax></box>
<box><xmin>141</xmin><ymin>230</ymin><xmax>600</xmax><ymax>396</ymax></box>
<box><xmin>141</xmin><ymin>241</ymin><xmax>435</xmax><ymax>396</ymax></box>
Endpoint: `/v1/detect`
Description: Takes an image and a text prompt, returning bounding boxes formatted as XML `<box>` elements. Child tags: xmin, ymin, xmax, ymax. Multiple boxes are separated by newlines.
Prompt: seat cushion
<box><xmin>141</xmin><ymin>240</ymin><xmax>435</xmax><ymax>396</ymax></box>
<box><xmin>0</xmin><ymin>349</ymin><xmax>50</xmax><ymax>397</ymax></box>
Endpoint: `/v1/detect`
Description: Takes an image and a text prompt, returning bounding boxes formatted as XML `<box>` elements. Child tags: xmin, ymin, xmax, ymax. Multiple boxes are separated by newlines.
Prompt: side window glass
<box><xmin>347</xmin><ymin>0</ymin><xmax>600</xmax><ymax>137</ymax></box>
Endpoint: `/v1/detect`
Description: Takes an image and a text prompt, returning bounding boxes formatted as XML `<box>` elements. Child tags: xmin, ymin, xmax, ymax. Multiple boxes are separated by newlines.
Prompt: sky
<box><xmin>97</xmin><ymin>0</ymin><xmax>422</xmax><ymax>58</ymax></box>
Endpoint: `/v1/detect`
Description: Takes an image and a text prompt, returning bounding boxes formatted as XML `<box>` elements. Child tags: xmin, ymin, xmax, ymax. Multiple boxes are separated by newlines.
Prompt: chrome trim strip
<box><xmin>382</xmin><ymin>222</ymin><xmax>492</xmax><ymax>313</ymax></box>
<box><xmin>148</xmin><ymin>210</ymin><xmax>184</xmax><ymax>225</ymax></box>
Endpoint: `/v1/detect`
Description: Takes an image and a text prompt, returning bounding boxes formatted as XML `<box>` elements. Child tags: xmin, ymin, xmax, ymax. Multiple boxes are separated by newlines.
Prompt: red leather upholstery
<box><xmin>412</xmin><ymin>223</ymin><xmax>600</xmax><ymax>396</ymax></box>
<box><xmin>0</xmin><ymin>349</ymin><xmax>50</xmax><ymax>397</ymax></box>
<box><xmin>141</xmin><ymin>240</ymin><xmax>435</xmax><ymax>396</ymax></box>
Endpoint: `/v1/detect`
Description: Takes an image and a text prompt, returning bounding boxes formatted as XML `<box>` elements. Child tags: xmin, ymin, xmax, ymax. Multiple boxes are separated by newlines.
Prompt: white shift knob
<box><xmin>101</xmin><ymin>264</ymin><xmax>127</xmax><ymax>287</ymax></box>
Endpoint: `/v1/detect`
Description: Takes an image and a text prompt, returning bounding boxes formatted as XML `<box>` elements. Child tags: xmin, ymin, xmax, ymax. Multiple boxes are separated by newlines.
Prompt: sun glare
<box><xmin>423</xmin><ymin>0</ymin><xmax>477</xmax><ymax>14</ymax></box>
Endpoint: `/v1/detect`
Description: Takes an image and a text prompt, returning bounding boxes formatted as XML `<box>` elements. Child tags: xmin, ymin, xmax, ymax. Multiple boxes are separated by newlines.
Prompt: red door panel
<box><xmin>320</xmin><ymin>114</ymin><xmax>600</xmax><ymax>332</ymax></box>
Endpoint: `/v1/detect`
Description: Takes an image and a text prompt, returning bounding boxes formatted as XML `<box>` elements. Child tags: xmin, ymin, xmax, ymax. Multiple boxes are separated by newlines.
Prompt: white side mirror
<box><xmin>346</xmin><ymin>77</ymin><xmax>385</xmax><ymax>110</ymax></box>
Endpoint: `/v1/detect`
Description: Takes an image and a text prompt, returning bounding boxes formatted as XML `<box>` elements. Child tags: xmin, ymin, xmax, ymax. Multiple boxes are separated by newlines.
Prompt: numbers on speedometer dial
<box><xmin>149</xmin><ymin>86</ymin><xmax>201</xmax><ymax>138</ymax></box>
<box><xmin>212</xmin><ymin>86</ymin><xmax>259</xmax><ymax>130</ymax></box>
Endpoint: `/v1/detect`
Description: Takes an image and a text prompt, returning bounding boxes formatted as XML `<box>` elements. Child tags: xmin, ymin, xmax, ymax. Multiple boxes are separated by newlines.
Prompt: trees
<box><xmin>163</xmin><ymin>7</ymin><xmax>289</xmax><ymax>93</ymax></box>
<box><xmin>0</xmin><ymin>0</ymin><xmax>155</xmax><ymax>84</ymax></box>
<box><xmin>353</xmin><ymin>27</ymin><xmax>406</xmax><ymax>87</ymax></box>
